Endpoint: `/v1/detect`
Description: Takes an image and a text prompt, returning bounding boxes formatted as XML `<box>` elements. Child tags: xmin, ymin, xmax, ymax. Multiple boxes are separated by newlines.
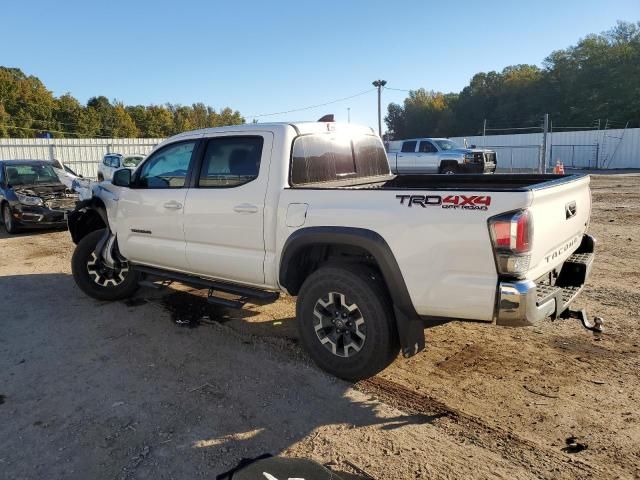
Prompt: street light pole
<box><xmin>347</xmin><ymin>107</ymin><xmax>351</xmax><ymax>123</ymax></box>
<box><xmin>372</xmin><ymin>79</ymin><xmax>387</xmax><ymax>137</ymax></box>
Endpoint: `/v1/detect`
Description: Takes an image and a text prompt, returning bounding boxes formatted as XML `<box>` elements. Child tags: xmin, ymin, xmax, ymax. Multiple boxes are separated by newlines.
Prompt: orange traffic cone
<box><xmin>553</xmin><ymin>160</ymin><xmax>565</xmax><ymax>174</ymax></box>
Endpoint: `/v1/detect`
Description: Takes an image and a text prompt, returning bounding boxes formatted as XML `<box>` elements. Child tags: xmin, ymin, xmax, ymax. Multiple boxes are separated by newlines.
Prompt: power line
<box><xmin>245</xmin><ymin>89</ymin><xmax>375</xmax><ymax>119</ymax></box>
<box><xmin>384</xmin><ymin>87</ymin><xmax>413</xmax><ymax>92</ymax></box>
<box><xmin>0</xmin><ymin>122</ymin><xmax>113</xmax><ymax>138</ymax></box>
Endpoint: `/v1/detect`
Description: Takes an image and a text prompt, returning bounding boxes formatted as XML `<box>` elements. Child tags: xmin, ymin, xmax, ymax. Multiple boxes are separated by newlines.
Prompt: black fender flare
<box><xmin>67</xmin><ymin>198</ymin><xmax>110</xmax><ymax>245</ymax></box>
<box><xmin>279</xmin><ymin>226</ymin><xmax>425</xmax><ymax>357</ymax></box>
<box><xmin>439</xmin><ymin>159</ymin><xmax>460</xmax><ymax>173</ymax></box>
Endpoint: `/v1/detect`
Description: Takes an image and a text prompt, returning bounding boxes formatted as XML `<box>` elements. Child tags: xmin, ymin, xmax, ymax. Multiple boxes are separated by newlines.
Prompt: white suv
<box><xmin>97</xmin><ymin>153</ymin><xmax>144</xmax><ymax>181</ymax></box>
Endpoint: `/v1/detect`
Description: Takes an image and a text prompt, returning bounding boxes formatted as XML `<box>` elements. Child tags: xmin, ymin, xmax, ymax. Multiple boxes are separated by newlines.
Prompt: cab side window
<box><xmin>198</xmin><ymin>136</ymin><xmax>263</xmax><ymax>188</ymax></box>
<box><xmin>135</xmin><ymin>141</ymin><xmax>196</xmax><ymax>189</ymax></box>
<box><xmin>419</xmin><ymin>141</ymin><xmax>437</xmax><ymax>153</ymax></box>
<box><xmin>401</xmin><ymin>141</ymin><xmax>417</xmax><ymax>153</ymax></box>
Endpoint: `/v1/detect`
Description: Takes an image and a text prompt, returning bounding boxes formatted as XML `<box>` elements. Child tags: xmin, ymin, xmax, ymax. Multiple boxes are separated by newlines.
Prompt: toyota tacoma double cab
<box><xmin>68</xmin><ymin>121</ymin><xmax>594</xmax><ymax>380</ymax></box>
<box><xmin>386</xmin><ymin>137</ymin><xmax>497</xmax><ymax>174</ymax></box>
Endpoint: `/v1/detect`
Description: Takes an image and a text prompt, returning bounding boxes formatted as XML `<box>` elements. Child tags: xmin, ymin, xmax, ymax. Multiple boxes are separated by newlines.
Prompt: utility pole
<box><xmin>372</xmin><ymin>79</ymin><xmax>387</xmax><ymax>137</ymax></box>
<box><xmin>540</xmin><ymin>113</ymin><xmax>549</xmax><ymax>173</ymax></box>
<box><xmin>347</xmin><ymin>107</ymin><xmax>351</xmax><ymax>124</ymax></box>
<box><xmin>482</xmin><ymin>119</ymin><xmax>487</xmax><ymax>148</ymax></box>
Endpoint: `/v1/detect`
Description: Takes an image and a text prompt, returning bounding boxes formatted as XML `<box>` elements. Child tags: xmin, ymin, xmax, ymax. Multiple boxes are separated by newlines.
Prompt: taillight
<box><xmin>489</xmin><ymin>210</ymin><xmax>533</xmax><ymax>276</ymax></box>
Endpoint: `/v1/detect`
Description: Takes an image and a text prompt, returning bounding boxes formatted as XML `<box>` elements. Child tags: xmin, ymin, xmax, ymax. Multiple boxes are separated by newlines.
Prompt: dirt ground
<box><xmin>1</xmin><ymin>174</ymin><xmax>638</xmax><ymax>480</ymax></box>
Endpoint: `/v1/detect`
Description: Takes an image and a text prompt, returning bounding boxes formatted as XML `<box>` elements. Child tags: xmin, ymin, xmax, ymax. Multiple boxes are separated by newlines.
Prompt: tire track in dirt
<box><xmin>355</xmin><ymin>376</ymin><xmax>606</xmax><ymax>479</ymax></box>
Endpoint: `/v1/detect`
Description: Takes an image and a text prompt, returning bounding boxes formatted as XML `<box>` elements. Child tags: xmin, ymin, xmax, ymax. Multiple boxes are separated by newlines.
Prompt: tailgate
<box><xmin>526</xmin><ymin>175</ymin><xmax>591</xmax><ymax>280</ymax></box>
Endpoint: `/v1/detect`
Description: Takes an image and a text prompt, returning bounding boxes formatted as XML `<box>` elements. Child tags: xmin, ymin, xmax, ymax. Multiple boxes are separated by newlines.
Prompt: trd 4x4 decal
<box><xmin>396</xmin><ymin>194</ymin><xmax>491</xmax><ymax>211</ymax></box>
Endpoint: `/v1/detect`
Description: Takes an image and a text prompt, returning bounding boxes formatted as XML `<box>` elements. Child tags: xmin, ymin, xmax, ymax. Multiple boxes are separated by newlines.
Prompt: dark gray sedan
<box><xmin>0</xmin><ymin>160</ymin><xmax>78</xmax><ymax>234</ymax></box>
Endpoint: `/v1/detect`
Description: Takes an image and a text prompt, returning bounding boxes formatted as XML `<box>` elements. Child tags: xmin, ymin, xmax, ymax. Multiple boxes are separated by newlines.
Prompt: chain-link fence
<box><xmin>548</xmin><ymin>144</ymin><xmax>599</xmax><ymax>169</ymax></box>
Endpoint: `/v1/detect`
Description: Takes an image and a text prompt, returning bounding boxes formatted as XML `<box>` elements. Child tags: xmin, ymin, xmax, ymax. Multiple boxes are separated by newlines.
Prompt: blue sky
<box><xmin>3</xmin><ymin>0</ymin><xmax>638</xmax><ymax>132</ymax></box>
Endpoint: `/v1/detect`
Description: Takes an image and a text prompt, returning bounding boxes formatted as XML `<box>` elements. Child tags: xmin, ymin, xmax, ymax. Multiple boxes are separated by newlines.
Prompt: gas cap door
<box><xmin>286</xmin><ymin>203</ymin><xmax>308</xmax><ymax>227</ymax></box>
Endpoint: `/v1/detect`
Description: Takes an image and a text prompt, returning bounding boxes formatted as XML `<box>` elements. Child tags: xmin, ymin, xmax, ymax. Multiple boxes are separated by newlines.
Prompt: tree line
<box><xmin>0</xmin><ymin>67</ymin><xmax>244</xmax><ymax>138</ymax></box>
<box><xmin>385</xmin><ymin>21</ymin><xmax>640</xmax><ymax>139</ymax></box>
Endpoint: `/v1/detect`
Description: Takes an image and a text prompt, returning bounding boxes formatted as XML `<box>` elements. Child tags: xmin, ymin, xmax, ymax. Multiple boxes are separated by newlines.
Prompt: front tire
<box><xmin>2</xmin><ymin>203</ymin><xmax>18</xmax><ymax>234</ymax></box>
<box><xmin>71</xmin><ymin>229</ymin><xmax>139</xmax><ymax>301</ymax></box>
<box><xmin>296</xmin><ymin>264</ymin><xmax>399</xmax><ymax>381</ymax></box>
<box><xmin>440</xmin><ymin>165</ymin><xmax>457</xmax><ymax>174</ymax></box>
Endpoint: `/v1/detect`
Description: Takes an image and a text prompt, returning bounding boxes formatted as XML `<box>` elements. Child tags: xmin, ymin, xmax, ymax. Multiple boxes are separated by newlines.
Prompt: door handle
<box><xmin>233</xmin><ymin>203</ymin><xmax>258</xmax><ymax>214</ymax></box>
<box><xmin>163</xmin><ymin>200</ymin><xmax>183</xmax><ymax>210</ymax></box>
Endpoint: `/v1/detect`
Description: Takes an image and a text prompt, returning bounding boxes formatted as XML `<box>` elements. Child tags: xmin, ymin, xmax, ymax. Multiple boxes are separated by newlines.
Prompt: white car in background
<box><xmin>97</xmin><ymin>153</ymin><xmax>144</xmax><ymax>181</ymax></box>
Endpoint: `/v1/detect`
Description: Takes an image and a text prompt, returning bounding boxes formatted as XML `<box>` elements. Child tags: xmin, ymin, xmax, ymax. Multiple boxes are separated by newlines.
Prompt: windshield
<box><xmin>434</xmin><ymin>139</ymin><xmax>461</xmax><ymax>151</ymax></box>
<box><xmin>123</xmin><ymin>156</ymin><xmax>143</xmax><ymax>168</ymax></box>
<box><xmin>4</xmin><ymin>164</ymin><xmax>61</xmax><ymax>186</ymax></box>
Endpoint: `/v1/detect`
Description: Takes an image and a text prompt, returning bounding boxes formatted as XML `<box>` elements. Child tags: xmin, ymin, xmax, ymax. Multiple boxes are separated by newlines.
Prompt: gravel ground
<box><xmin>0</xmin><ymin>174</ymin><xmax>638</xmax><ymax>479</ymax></box>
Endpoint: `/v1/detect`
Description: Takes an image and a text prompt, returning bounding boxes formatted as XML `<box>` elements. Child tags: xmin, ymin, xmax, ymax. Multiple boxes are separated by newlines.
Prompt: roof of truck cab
<box><xmin>164</xmin><ymin>122</ymin><xmax>377</xmax><ymax>143</ymax></box>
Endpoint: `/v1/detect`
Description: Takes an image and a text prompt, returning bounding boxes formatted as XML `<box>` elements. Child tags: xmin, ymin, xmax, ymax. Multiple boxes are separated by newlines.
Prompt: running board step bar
<box><xmin>206</xmin><ymin>291</ymin><xmax>244</xmax><ymax>309</ymax></box>
<box><xmin>135</xmin><ymin>265</ymin><xmax>280</xmax><ymax>302</ymax></box>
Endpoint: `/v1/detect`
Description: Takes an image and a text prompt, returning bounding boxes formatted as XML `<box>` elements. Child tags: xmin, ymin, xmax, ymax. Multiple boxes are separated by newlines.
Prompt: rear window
<box><xmin>291</xmin><ymin>134</ymin><xmax>390</xmax><ymax>186</ymax></box>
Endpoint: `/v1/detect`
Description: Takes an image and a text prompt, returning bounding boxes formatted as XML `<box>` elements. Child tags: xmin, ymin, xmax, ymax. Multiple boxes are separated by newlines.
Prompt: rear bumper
<box><xmin>495</xmin><ymin>234</ymin><xmax>595</xmax><ymax>327</ymax></box>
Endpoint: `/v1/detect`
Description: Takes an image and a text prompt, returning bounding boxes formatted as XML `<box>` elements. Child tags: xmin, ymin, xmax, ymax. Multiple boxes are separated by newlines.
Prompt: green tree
<box><xmin>55</xmin><ymin>93</ymin><xmax>85</xmax><ymax>137</ymax></box>
<box><xmin>385</xmin><ymin>89</ymin><xmax>457</xmax><ymax>139</ymax></box>
<box><xmin>0</xmin><ymin>66</ymin><xmax>57</xmax><ymax>136</ymax></box>
<box><xmin>111</xmin><ymin>103</ymin><xmax>138</xmax><ymax>137</ymax></box>
<box><xmin>385</xmin><ymin>21</ymin><xmax>640</xmax><ymax>138</ymax></box>
<box><xmin>144</xmin><ymin>105</ymin><xmax>174</xmax><ymax>137</ymax></box>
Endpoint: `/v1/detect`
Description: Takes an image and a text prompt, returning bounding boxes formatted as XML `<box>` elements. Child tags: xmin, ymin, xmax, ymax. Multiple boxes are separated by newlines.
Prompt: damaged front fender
<box><xmin>68</xmin><ymin>198</ymin><xmax>110</xmax><ymax>245</ymax></box>
<box><xmin>68</xmin><ymin>181</ymin><xmax>120</xmax><ymax>244</ymax></box>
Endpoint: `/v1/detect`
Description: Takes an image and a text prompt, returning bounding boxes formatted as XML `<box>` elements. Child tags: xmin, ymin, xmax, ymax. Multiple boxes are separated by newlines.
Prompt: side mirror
<box><xmin>112</xmin><ymin>168</ymin><xmax>132</xmax><ymax>187</ymax></box>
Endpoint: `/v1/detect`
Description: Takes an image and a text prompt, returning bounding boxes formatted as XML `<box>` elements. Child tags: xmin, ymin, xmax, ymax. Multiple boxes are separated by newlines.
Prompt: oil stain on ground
<box><xmin>124</xmin><ymin>298</ymin><xmax>148</xmax><ymax>307</ymax></box>
<box><xmin>160</xmin><ymin>289</ymin><xmax>233</xmax><ymax>328</ymax></box>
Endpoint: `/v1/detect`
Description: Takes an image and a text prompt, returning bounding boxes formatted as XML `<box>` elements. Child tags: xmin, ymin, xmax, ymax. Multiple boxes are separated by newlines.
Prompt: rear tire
<box><xmin>2</xmin><ymin>203</ymin><xmax>18</xmax><ymax>234</ymax></box>
<box><xmin>71</xmin><ymin>229</ymin><xmax>139</xmax><ymax>301</ymax></box>
<box><xmin>296</xmin><ymin>264</ymin><xmax>399</xmax><ymax>381</ymax></box>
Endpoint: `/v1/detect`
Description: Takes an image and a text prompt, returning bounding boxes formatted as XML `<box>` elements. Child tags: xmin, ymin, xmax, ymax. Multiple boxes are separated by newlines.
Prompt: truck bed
<box><xmin>380</xmin><ymin>173</ymin><xmax>582</xmax><ymax>191</ymax></box>
<box><xmin>291</xmin><ymin>173</ymin><xmax>586</xmax><ymax>192</ymax></box>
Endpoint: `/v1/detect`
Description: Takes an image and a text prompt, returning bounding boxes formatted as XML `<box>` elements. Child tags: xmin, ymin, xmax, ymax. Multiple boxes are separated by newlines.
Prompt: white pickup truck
<box><xmin>386</xmin><ymin>137</ymin><xmax>497</xmax><ymax>174</ymax></box>
<box><xmin>68</xmin><ymin>121</ymin><xmax>594</xmax><ymax>380</ymax></box>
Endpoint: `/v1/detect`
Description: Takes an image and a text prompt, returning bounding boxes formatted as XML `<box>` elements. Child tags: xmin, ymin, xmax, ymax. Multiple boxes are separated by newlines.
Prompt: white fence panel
<box><xmin>1</xmin><ymin>129</ymin><xmax>638</xmax><ymax>177</ymax></box>
<box><xmin>451</xmin><ymin>128</ymin><xmax>640</xmax><ymax>170</ymax></box>
<box><xmin>0</xmin><ymin>138</ymin><xmax>164</xmax><ymax>178</ymax></box>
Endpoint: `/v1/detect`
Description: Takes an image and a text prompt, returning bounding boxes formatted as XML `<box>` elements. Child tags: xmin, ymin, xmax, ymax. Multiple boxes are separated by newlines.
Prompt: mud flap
<box><xmin>394</xmin><ymin>305</ymin><xmax>425</xmax><ymax>358</ymax></box>
<box><xmin>93</xmin><ymin>227</ymin><xmax>112</xmax><ymax>259</ymax></box>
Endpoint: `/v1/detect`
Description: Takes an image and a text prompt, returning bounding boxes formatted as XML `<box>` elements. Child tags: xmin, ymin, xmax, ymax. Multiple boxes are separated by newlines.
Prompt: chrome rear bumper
<box><xmin>495</xmin><ymin>234</ymin><xmax>595</xmax><ymax>327</ymax></box>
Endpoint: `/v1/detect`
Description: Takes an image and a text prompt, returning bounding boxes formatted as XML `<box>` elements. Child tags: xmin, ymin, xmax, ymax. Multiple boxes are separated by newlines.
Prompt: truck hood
<box><xmin>447</xmin><ymin>148</ymin><xmax>495</xmax><ymax>155</ymax></box>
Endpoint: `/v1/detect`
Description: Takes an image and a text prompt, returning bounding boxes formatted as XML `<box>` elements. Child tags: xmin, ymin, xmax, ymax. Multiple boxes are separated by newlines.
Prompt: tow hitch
<box><xmin>560</xmin><ymin>308</ymin><xmax>604</xmax><ymax>333</ymax></box>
